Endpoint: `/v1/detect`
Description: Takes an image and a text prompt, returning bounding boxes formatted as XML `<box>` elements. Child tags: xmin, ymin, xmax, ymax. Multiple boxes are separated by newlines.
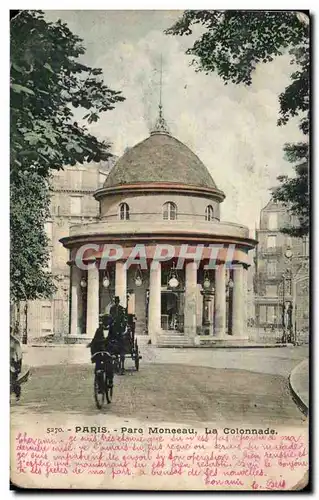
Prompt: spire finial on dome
<box><xmin>151</xmin><ymin>54</ymin><xmax>170</xmax><ymax>135</ymax></box>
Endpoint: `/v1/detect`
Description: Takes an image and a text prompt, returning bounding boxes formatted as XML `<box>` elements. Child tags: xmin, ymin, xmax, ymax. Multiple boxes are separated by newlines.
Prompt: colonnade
<box><xmin>70</xmin><ymin>260</ymin><xmax>248</xmax><ymax>342</ymax></box>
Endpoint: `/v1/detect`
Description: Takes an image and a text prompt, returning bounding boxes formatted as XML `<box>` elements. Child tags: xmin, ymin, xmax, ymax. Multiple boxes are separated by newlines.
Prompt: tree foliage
<box><xmin>272</xmin><ymin>145</ymin><xmax>309</xmax><ymax>237</ymax></box>
<box><xmin>10</xmin><ymin>170</ymin><xmax>56</xmax><ymax>302</ymax></box>
<box><xmin>166</xmin><ymin>10</ymin><xmax>309</xmax><ymax>236</ymax></box>
<box><xmin>10</xmin><ymin>10</ymin><xmax>125</xmax><ymax>303</ymax></box>
<box><xmin>11</xmin><ymin>10</ymin><xmax>125</xmax><ymax>175</ymax></box>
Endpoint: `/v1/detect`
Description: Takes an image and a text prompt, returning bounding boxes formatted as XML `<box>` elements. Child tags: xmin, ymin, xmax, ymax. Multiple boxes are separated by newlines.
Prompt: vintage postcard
<box><xmin>10</xmin><ymin>9</ymin><xmax>310</xmax><ymax>491</ymax></box>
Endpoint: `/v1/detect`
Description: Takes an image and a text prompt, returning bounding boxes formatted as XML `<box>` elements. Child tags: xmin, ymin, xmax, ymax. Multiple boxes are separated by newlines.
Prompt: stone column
<box><xmin>184</xmin><ymin>261</ymin><xmax>198</xmax><ymax>338</ymax></box>
<box><xmin>210</xmin><ymin>293</ymin><xmax>215</xmax><ymax>334</ymax></box>
<box><xmin>149</xmin><ymin>263</ymin><xmax>161</xmax><ymax>344</ymax></box>
<box><xmin>243</xmin><ymin>265</ymin><xmax>248</xmax><ymax>331</ymax></box>
<box><xmin>232</xmin><ymin>264</ymin><xmax>246</xmax><ymax>338</ymax></box>
<box><xmin>135</xmin><ymin>280</ymin><xmax>147</xmax><ymax>335</ymax></box>
<box><xmin>115</xmin><ymin>261</ymin><xmax>127</xmax><ymax>309</ymax></box>
<box><xmin>214</xmin><ymin>263</ymin><xmax>226</xmax><ymax>337</ymax></box>
<box><xmin>86</xmin><ymin>264</ymin><xmax>99</xmax><ymax>336</ymax></box>
<box><xmin>196</xmin><ymin>284</ymin><xmax>203</xmax><ymax>333</ymax></box>
<box><xmin>70</xmin><ymin>265</ymin><xmax>82</xmax><ymax>335</ymax></box>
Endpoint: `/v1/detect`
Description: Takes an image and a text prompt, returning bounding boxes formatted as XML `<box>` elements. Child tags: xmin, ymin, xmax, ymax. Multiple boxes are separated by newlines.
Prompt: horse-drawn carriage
<box><xmin>106</xmin><ymin>313</ymin><xmax>141</xmax><ymax>373</ymax></box>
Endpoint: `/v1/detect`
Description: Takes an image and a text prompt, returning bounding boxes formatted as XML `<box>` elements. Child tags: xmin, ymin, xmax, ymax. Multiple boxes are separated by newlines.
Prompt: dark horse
<box><xmin>93</xmin><ymin>314</ymin><xmax>128</xmax><ymax>375</ymax></box>
<box><xmin>107</xmin><ymin>322</ymin><xmax>134</xmax><ymax>375</ymax></box>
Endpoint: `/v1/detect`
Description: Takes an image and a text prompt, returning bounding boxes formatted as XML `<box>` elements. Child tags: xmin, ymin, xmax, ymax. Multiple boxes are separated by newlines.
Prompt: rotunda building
<box><xmin>61</xmin><ymin>112</ymin><xmax>257</xmax><ymax>346</ymax></box>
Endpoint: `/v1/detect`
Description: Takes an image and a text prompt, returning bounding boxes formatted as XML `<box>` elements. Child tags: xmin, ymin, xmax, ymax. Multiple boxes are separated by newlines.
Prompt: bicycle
<box><xmin>91</xmin><ymin>351</ymin><xmax>115</xmax><ymax>409</ymax></box>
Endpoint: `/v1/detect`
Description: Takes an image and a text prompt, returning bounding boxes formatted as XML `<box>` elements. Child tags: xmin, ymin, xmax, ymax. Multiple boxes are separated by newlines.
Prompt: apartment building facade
<box><xmin>254</xmin><ymin>199</ymin><xmax>309</xmax><ymax>341</ymax></box>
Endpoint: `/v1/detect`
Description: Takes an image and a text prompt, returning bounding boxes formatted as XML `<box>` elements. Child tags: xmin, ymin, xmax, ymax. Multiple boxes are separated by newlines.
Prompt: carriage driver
<box><xmin>109</xmin><ymin>296</ymin><xmax>128</xmax><ymax>375</ymax></box>
<box><xmin>109</xmin><ymin>296</ymin><xmax>127</xmax><ymax>334</ymax></box>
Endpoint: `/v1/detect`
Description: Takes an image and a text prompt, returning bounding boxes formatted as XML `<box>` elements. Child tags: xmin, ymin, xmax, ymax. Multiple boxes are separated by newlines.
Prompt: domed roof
<box><xmin>104</xmin><ymin>132</ymin><xmax>217</xmax><ymax>189</ymax></box>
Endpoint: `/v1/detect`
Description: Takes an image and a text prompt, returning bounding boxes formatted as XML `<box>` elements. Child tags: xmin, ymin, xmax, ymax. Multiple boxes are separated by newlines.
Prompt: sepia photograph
<box><xmin>10</xmin><ymin>8</ymin><xmax>310</xmax><ymax>491</ymax></box>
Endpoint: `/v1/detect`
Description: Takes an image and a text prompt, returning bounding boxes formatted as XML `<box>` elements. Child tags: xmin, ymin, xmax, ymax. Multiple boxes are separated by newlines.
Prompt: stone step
<box><xmin>157</xmin><ymin>345</ymin><xmax>194</xmax><ymax>348</ymax></box>
<box><xmin>157</xmin><ymin>338</ymin><xmax>191</xmax><ymax>344</ymax></box>
<box><xmin>157</xmin><ymin>339</ymin><xmax>192</xmax><ymax>343</ymax></box>
<box><xmin>156</xmin><ymin>335</ymin><xmax>195</xmax><ymax>347</ymax></box>
<box><xmin>157</xmin><ymin>337</ymin><xmax>185</xmax><ymax>340</ymax></box>
<box><xmin>135</xmin><ymin>336</ymin><xmax>151</xmax><ymax>345</ymax></box>
<box><xmin>161</xmin><ymin>332</ymin><xmax>185</xmax><ymax>336</ymax></box>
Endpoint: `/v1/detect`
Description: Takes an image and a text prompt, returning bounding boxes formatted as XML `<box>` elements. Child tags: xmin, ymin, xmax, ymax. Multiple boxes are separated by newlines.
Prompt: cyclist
<box><xmin>89</xmin><ymin>316</ymin><xmax>114</xmax><ymax>392</ymax></box>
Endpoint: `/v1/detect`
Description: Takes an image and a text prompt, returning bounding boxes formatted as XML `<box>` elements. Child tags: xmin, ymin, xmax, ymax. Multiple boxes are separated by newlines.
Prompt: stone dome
<box><xmin>104</xmin><ymin>132</ymin><xmax>217</xmax><ymax>189</ymax></box>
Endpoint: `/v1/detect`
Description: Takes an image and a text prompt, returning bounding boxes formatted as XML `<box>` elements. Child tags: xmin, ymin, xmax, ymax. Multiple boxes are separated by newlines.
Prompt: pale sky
<box><xmin>44</xmin><ymin>10</ymin><xmax>304</xmax><ymax>234</ymax></box>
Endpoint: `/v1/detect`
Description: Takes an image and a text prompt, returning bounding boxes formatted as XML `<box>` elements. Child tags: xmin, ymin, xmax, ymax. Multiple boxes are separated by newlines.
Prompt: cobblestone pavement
<box><xmin>23</xmin><ymin>344</ymin><xmax>309</xmax><ymax>378</ymax></box>
<box><xmin>11</xmin><ymin>363</ymin><xmax>306</xmax><ymax>427</ymax></box>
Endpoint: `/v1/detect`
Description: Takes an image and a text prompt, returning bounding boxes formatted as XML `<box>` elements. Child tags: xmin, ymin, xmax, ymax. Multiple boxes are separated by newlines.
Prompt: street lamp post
<box><xmin>281</xmin><ymin>248</ymin><xmax>294</xmax><ymax>344</ymax></box>
<box><xmin>226</xmin><ymin>277</ymin><xmax>234</xmax><ymax>334</ymax></box>
<box><xmin>281</xmin><ymin>272</ymin><xmax>286</xmax><ymax>343</ymax></box>
<box><xmin>22</xmin><ymin>301</ymin><xmax>28</xmax><ymax>345</ymax></box>
<box><xmin>80</xmin><ymin>274</ymin><xmax>87</xmax><ymax>334</ymax></box>
<box><xmin>201</xmin><ymin>271</ymin><xmax>215</xmax><ymax>335</ymax></box>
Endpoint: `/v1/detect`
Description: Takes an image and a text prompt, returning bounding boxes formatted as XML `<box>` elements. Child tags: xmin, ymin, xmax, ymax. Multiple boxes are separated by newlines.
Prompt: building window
<box><xmin>41</xmin><ymin>303</ymin><xmax>52</xmax><ymax>333</ymax></box>
<box><xmin>119</xmin><ymin>202</ymin><xmax>130</xmax><ymax>220</ymax></box>
<box><xmin>267</xmin><ymin>235</ymin><xmax>277</xmax><ymax>249</ymax></box>
<box><xmin>267</xmin><ymin>261</ymin><xmax>277</xmax><ymax>277</ymax></box>
<box><xmin>72</xmin><ymin>169</ymin><xmax>82</xmax><ymax>188</ymax></box>
<box><xmin>268</xmin><ymin>212</ymin><xmax>278</xmax><ymax>230</ymax></box>
<box><xmin>259</xmin><ymin>305</ymin><xmax>267</xmax><ymax>323</ymax></box>
<box><xmin>70</xmin><ymin>196</ymin><xmax>82</xmax><ymax>215</ymax></box>
<box><xmin>267</xmin><ymin>305</ymin><xmax>276</xmax><ymax>324</ymax></box>
<box><xmin>205</xmin><ymin>205</ymin><xmax>214</xmax><ymax>221</ymax></box>
<box><xmin>266</xmin><ymin>284</ymin><xmax>277</xmax><ymax>297</ymax></box>
<box><xmin>41</xmin><ymin>304</ymin><xmax>52</xmax><ymax>322</ymax></box>
<box><xmin>286</xmin><ymin>236</ymin><xmax>292</xmax><ymax>248</ymax></box>
<box><xmin>44</xmin><ymin>221</ymin><xmax>53</xmax><ymax>242</ymax></box>
<box><xmin>163</xmin><ymin>202</ymin><xmax>177</xmax><ymax>221</ymax></box>
<box><xmin>302</xmin><ymin>236</ymin><xmax>309</xmax><ymax>257</ymax></box>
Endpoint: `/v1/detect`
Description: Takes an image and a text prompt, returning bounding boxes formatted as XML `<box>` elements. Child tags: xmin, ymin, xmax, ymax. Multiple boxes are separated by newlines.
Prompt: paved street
<box><xmin>11</xmin><ymin>344</ymin><xmax>308</xmax><ymax>430</ymax></box>
<box><xmin>11</xmin><ymin>357</ymin><xmax>306</xmax><ymax>428</ymax></box>
<box><xmin>23</xmin><ymin>343</ymin><xmax>308</xmax><ymax>377</ymax></box>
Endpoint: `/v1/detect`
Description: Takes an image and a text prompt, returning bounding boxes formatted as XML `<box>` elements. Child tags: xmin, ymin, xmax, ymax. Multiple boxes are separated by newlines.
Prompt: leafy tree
<box><xmin>11</xmin><ymin>10</ymin><xmax>125</xmax><ymax>175</ymax></box>
<box><xmin>166</xmin><ymin>11</ymin><xmax>309</xmax><ymax>236</ymax></box>
<box><xmin>10</xmin><ymin>10</ymin><xmax>125</xmax><ymax>306</ymax></box>
<box><xmin>10</xmin><ymin>170</ymin><xmax>55</xmax><ymax>302</ymax></box>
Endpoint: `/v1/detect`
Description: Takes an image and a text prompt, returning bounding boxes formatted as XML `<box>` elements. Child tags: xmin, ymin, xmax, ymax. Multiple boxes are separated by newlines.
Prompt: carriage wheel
<box><xmin>94</xmin><ymin>371</ymin><xmax>105</xmax><ymax>409</ymax></box>
<box><xmin>105</xmin><ymin>377</ymin><xmax>113</xmax><ymax>404</ymax></box>
<box><xmin>134</xmin><ymin>340</ymin><xmax>140</xmax><ymax>371</ymax></box>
